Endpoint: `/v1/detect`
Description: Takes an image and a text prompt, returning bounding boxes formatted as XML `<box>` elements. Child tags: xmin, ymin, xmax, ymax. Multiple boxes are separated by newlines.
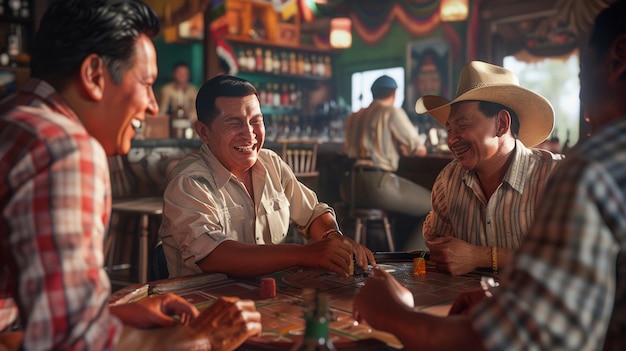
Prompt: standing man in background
<box><xmin>158</xmin><ymin>61</ymin><xmax>199</xmax><ymax>138</ymax></box>
<box><xmin>342</xmin><ymin>75</ymin><xmax>431</xmax><ymax>250</ymax></box>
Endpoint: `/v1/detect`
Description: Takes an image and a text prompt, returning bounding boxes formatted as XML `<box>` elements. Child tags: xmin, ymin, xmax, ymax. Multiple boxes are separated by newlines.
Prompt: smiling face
<box><xmin>198</xmin><ymin>94</ymin><xmax>264</xmax><ymax>177</ymax></box>
<box><xmin>98</xmin><ymin>34</ymin><xmax>158</xmax><ymax>155</ymax></box>
<box><xmin>446</xmin><ymin>101</ymin><xmax>504</xmax><ymax>171</ymax></box>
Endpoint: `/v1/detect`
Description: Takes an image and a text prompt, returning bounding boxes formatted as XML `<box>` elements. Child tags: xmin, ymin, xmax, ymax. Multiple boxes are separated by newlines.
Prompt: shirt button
<box><xmin>256</xmin><ymin>236</ymin><xmax>260</xmax><ymax>241</ymax></box>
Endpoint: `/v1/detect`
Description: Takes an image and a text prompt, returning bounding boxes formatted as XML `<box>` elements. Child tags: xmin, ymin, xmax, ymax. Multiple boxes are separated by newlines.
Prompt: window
<box><xmin>351</xmin><ymin>66</ymin><xmax>405</xmax><ymax>112</ymax></box>
<box><xmin>503</xmin><ymin>53</ymin><xmax>580</xmax><ymax>151</ymax></box>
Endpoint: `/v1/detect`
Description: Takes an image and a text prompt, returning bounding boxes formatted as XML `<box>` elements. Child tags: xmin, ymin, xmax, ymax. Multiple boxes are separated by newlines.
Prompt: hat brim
<box><xmin>415</xmin><ymin>85</ymin><xmax>554</xmax><ymax>148</ymax></box>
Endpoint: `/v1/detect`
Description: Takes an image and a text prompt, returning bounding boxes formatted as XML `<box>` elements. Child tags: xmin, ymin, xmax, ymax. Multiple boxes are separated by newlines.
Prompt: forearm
<box><xmin>0</xmin><ymin>332</ymin><xmax>22</xmax><ymax>351</ymax></box>
<box><xmin>393</xmin><ymin>313</ymin><xmax>486</xmax><ymax>351</ymax></box>
<box><xmin>197</xmin><ymin>241</ymin><xmax>305</xmax><ymax>277</ymax></box>
<box><xmin>117</xmin><ymin>325</ymin><xmax>210</xmax><ymax>351</ymax></box>
<box><xmin>308</xmin><ymin>212</ymin><xmax>341</xmax><ymax>241</ymax></box>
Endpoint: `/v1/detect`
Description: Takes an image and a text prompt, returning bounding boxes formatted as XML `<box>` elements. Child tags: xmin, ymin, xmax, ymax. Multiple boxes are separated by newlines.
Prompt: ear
<box><xmin>79</xmin><ymin>54</ymin><xmax>106</xmax><ymax>101</ymax></box>
<box><xmin>610</xmin><ymin>34</ymin><xmax>626</xmax><ymax>79</ymax></box>
<box><xmin>194</xmin><ymin>120</ymin><xmax>210</xmax><ymax>143</ymax></box>
<box><xmin>495</xmin><ymin>109</ymin><xmax>511</xmax><ymax>137</ymax></box>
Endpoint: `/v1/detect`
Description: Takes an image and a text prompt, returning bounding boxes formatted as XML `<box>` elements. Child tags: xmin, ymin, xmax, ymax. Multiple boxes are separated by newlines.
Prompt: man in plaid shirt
<box><xmin>0</xmin><ymin>0</ymin><xmax>260</xmax><ymax>350</ymax></box>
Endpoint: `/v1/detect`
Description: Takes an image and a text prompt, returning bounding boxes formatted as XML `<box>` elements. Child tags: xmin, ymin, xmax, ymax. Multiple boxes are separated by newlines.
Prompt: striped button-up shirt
<box><xmin>0</xmin><ymin>79</ymin><xmax>121</xmax><ymax>350</ymax></box>
<box><xmin>471</xmin><ymin>117</ymin><xmax>626</xmax><ymax>350</ymax></box>
<box><xmin>423</xmin><ymin>139</ymin><xmax>563</xmax><ymax>248</ymax></box>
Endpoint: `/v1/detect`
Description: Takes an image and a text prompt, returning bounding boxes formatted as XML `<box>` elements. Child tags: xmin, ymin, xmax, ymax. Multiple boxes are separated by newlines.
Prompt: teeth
<box><xmin>234</xmin><ymin>145</ymin><xmax>254</xmax><ymax>151</ymax></box>
<box><xmin>131</xmin><ymin>119</ymin><xmax>142</xmax><ymax>129</ymax></box>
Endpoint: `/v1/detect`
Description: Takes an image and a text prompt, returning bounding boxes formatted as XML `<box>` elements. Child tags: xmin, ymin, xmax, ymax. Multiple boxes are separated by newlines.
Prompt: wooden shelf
<box><xmin>225</xmin><ymin>34</ymin><xmax>333</xmax><ymax>53</ymax></box>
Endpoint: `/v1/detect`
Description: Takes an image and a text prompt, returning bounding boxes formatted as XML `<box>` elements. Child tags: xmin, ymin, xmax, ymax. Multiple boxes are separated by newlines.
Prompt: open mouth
<box><xmin>131</xmin><ymin>118</ymin><xmax>143</xmax><ymax>130</ymax></box>
<box><xmin>451</xmin><ymin>144</ymin><xmax>470</xmax><ymax>157</ymax></box>
<box><xmin>234</xmin><ymin>144</ymin><xmax>257</xmax><ymax>152</ymax></box>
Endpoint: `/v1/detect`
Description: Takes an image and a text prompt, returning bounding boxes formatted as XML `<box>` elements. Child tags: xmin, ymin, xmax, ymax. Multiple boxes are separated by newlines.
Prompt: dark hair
<box><xmin>30</xmin><ymin>0</ymin><xmax>160</xmax><ymax>85</ymax></box>
<box><xmin>477</xmin><ymin>101</ymin><xmax>520</xmax><ymax>138</ymax></box>
<box><xmin>372</xmin><ymin>87</ymin><xmax>395</xmax><ymax>100</ymax></box>
<box><xmin>173</xmin><ymin>61</ymin><xmax>190</xmax><ymax>71</ymax></box>
<box><xmin>196</xmin><ymin>75</ymin><xmax>259</xmax><ymax>125</ymax></box>
<box><xmin>588</xmin><ymin>0</ymin><xmax>626</xmax><ymax>55</ymax></box>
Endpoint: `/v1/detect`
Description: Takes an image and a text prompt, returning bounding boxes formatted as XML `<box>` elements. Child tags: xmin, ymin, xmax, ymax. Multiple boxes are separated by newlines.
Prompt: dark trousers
<box><xmin>339</xmin><ymin>168</ymin><xmax>432</xmax><ymax>217</ymax></box>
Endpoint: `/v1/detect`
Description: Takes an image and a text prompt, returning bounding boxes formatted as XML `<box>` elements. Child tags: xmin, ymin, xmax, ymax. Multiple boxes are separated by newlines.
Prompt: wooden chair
<box><xmin>276</xmin><ymin>139</ymin><xmax>320</xmax><ymax>180</ymax></box>
<box><xmin>276</xmin><ymin>139</ymin><xmax>320</xmax><ymax>243</ymax></box>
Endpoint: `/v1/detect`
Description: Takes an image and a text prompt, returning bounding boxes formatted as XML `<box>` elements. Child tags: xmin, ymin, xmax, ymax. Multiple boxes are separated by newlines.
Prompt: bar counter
<box><xmin>125</xmin><ymin>138</ymin><xmax>453</xmax><ymax>205</ymax></box>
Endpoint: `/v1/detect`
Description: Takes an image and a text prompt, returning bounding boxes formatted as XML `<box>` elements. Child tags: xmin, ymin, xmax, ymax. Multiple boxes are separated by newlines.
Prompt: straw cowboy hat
<box><xmin>415</xmin><ymin>60</ymin><xmax>554</xmax><ymax>147</ymax></box>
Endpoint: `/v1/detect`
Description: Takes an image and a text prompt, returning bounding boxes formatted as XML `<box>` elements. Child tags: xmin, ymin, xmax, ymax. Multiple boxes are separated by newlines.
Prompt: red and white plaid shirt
<box><xmin>0</xmin><ymin>79</ymin><xmax>121</xmax><ymax>350</ymax></box>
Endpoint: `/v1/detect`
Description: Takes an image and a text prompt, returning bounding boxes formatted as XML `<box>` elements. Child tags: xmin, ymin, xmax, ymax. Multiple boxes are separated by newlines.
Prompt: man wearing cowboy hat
<box><xmin>415</xmin><ymin>60</ymin><xmax>564</xmax><ymax>275</ymax></box>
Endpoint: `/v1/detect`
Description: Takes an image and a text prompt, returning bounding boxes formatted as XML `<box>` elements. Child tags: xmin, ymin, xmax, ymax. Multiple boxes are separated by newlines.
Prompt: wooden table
<box><xmin>109</xmin><ymin>196</ymin><xmax>163</xmax><ymax>284</ymax></box>
<box><xmin>110</xmin><ymin>252</ymin><xmax>495</xmax><ymax>350</ymax></box>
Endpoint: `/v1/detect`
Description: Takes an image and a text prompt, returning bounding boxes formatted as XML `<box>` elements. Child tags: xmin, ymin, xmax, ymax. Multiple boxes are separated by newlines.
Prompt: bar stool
<box><xmin>352</xmin><ymin>208</ymin><xmax>395</xmax><ymax>252</ymax></box>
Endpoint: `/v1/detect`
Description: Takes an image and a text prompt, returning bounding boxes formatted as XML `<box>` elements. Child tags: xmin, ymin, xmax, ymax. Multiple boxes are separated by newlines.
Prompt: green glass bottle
<box><xmin>291</xmin><ymin>289</ymin><xmax>337</xmax><ymax>351</ymax></box>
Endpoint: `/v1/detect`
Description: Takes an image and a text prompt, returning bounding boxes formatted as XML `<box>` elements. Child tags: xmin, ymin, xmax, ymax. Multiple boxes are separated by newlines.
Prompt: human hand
<box><xmin>340</xmin><ymin>235</ymin><xmax>376</xmax><ymax>271</ymax></box>
<box><xmin>190</xmin><ymin>296</ymin><xmax>262</xmax><ymax>351</ymax></box>
<box><xmin>425</xmin><ymin>236</ymin><xmax>482</xmax><ymax>275</ymax></box>
<box><xmin>305</xmin><ymin>235</ymin><xmax>353</xmax><ymax>277</ymax></box>
<box><xmin>353</xmin><ymin>268</ymin><xmax>414</xmax><ymax>331</ymax></box>
<box><xmin>447</xmin><ymin>288</ymin><xmax>487</xmax><ymax>316</ymax></box>
<box><xmin>110</xmin><ymin>292</ymin><xmax>200</xmax><ymax>328</ymax></box>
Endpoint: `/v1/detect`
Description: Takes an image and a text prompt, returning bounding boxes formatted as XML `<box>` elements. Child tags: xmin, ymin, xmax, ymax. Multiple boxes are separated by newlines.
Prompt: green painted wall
<box><xmin>333</xmin><ymin>20</ymin><xmax>450</xmax><ymax>113</ymax></box>
<box><xmin>153</xmin><ymin>37</ymin><xmax>204</xmax><ymax>91</ymax></box>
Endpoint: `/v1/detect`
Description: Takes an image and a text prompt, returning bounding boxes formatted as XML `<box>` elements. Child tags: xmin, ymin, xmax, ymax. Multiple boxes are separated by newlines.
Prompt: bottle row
<box><xmin>252</xmin><ymin>81</ymin><xmax>303</xmax><ymax>109</ymax></box>
<box><xmin>236</xmin><ymin>46</ymin><xmax>332</xmax><ymax>78</ymax></box>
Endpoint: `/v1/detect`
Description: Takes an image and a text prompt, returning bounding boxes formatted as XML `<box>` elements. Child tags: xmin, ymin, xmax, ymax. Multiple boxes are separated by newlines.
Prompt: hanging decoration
<box><xmin>351</xmin><ymin>0</ymin><xmax>441</xmax><ymax>46</ymax></box>
<box><xmin>209</xmin><ymin>0</ymin><xmax>238</xmax><ymax>74</ymax></box>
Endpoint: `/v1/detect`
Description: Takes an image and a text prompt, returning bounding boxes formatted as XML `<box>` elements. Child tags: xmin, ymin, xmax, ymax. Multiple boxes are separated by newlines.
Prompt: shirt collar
<box><xmin>199</xmin><ymin>143</ymin><xmax>265</xmax><ymax>189</ymax></box>
<box><xmin>462</xmin><ymin>139</ymin><xmax>530</xmax><ymax>194</ymax></box>
<box><xmin>20</xmin><ymin>78</ymin><xmax>81</xmax><ymax>123</ymax></box>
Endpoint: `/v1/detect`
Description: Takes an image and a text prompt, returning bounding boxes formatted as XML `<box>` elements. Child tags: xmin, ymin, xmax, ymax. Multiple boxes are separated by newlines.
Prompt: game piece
<box><xmin>260</xmin><ymin>277</ymin><xmax>276</xmax><ymax>298</ymax></box>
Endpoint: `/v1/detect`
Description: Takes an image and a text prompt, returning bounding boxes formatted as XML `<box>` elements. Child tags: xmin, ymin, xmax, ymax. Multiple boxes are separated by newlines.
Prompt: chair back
<box><xmin>276</xmin><ymin>139</ymin><xmax>320</xmax><ymax>178</ymax></box>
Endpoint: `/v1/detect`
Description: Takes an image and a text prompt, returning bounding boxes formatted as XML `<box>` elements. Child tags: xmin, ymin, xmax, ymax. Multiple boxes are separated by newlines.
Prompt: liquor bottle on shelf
<box><xmin>290</xmin><ymin>289</ymin><xmax>337</xmax><ymax>351</ymax></box>
<box><xmin>264</xmin><ymin>49</ymin><xmax>273</xmax><ymax>73</ymax></box>
<box><xmin>255</xmin><ymin>47</ymin><xmax>264</xmax><ymax>72</ymax></box>
<box><xmin>280</xmin><ymin>51</ymin><xmax>289</xmax><ymax>74</ymax></box>
<box><xmin>170</xmin><ymin>94</ymin><xmax>192</xmax><ymax>139</ymax></box>
<box><xmin>289</xmin><ymin>52</ymin><xmax>297</xmax><ymax>75</ymax></box>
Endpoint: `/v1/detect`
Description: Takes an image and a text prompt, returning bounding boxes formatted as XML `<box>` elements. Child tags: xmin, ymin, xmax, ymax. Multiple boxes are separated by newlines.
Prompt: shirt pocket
<box><xmin>261</xmin><ymin>195</ymin><xmax>291</xmax><ymax>241</ymax></box>
<box><xmin>216</xmin><ymin>203</ymin><xmax>245</xmax><ymax>228</ymax></box>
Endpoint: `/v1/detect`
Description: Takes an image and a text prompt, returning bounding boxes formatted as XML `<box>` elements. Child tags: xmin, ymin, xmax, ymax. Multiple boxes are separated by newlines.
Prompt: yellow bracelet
<box><xmin>321</xmin><ymin>228</ymin><xmax>343</xmax><ymax>239</ymax></box>
<box><xmin>491</xmin><ymin>246</ymin><xmax>498</xmax><ymax>273</ymax></box>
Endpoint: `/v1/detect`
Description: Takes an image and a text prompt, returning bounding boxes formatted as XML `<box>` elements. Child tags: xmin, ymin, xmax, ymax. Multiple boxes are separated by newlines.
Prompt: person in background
<box><xmin>414</xmin><ymin>61</ymin><xmax>563</xmax><ymax>275</ymax></box>
<box><xmin>354</xmin><ymin>1</ymin><xmax>626</xmax><ymax>349</ymax></box>
<box><xmin>0</xmin><ymin>1</ymin><xmax>260</xmax><ymax>350</ymax></box>
<box><xmin>158</xmin><ymin>61</ymin><xmax>199</xmax><ymax>120</ymax></box>
<box><xmin>159</xmin><ymin>75</ymin><xmax>376</xmax><ymax>279</ymax></box>
<box><xmin>342</xmin><ymin>75</ymin><xmax>431</xmax><ymax>250</ymax></box>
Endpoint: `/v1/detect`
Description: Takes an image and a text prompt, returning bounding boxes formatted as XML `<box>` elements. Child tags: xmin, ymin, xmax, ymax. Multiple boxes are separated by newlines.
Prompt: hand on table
<box><xmin>306</xmin><ymin>234</ymin><xmax>376</xmax><ymax>277</ymax></box>
<box><xmin>426</xmin><ymin>236</ymin><xmax>483</xmax><ymax>276</ymax></box>
<box><xmin>448</xmin><ymin>288</ymin><xmax>488</xmax><ymax>316</ymax></box>
<box><xmin>353</xmin><ymin>268</ymin><xmax>414</xmax><ymax>331</ymax></box>
<box><xmin>191</xmin><ymin>296</ymin><xmax>262</xmax><ymax>351</ymax></box>
<box><xmin>110</xmin><ymin>292</ymin><xmax>200</xmax><ymax>328</ymax></box>
<box><xmin>117</xmin><ymin>296</ymin><xmax>261</xmax><ymax>351</ymax></box>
